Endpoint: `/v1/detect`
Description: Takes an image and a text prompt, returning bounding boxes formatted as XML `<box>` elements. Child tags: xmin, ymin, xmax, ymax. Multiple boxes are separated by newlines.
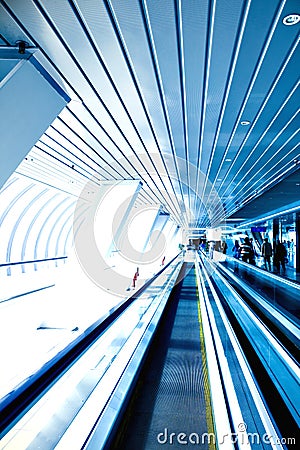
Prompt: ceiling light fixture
<box><xmin>237</xmin><ymin>205</ymin><xmax>300</xmax><ymax>227</ymax></box>
<box><xmin>15</xmin><ymin>40</ymin><xmax>29</xmax><ymax>54</ymax></box>
<box><xmin>225</xmin><ymin>158</ymin><xmax>232</xmax><ymax>162</ymax></box>
<box><xmin>282</xmin><ymin>14</ymin><xmax>300</xmax><ymax>26</ymax></box>
<box><xmin>240</xmin><ymin>120</ymin><xmax>251</xmax><ymax>126</ymax></box>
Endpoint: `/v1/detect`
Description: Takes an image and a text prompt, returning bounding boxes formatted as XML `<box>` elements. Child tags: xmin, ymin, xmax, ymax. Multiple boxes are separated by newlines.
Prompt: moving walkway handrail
<box><xmin>0</xmin><ymin>253</ymin><xmax>182</xmax><ymax>438</ymax></box>
<box><xmin>215</xmin><ymin>258</ymin><xmax>300</xmax><ymax>351</ymax></box>
<box><xmin>81</xmin><ymin>260</ymin><xmax>183</xmax><ymax>449</ymax></box>
<box><xmin>0</xmin><ymin>256</ymin><xmax>68</xmax><ymax>267</ymax></box>
<box><xmin>196</xmin><ymin>253</ymin><xmax>294</xmax><ymax>448</ymax></box>
<box><xmin>198</xmin><ymin>253</ymin><xmax>300</xmax><ymax>433</ymax></box>
<box><xmin>221</xmin><ymin>253</ymin><xmax>300</xmax><ymax>289</ymax></box>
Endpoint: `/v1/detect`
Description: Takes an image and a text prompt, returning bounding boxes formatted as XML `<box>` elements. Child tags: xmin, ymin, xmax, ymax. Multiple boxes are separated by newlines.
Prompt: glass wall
<box><xmin>280</xmin><ymin>213</ymin><xmax>296</xmax><ymax>268</ymax></box>
<box><xmin>251</xmin><ymin>213</ymin><xmax>297</xmax><ymax>270</ymax></box>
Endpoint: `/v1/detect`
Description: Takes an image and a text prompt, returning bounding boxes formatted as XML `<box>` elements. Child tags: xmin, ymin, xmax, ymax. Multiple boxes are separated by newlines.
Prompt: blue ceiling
<box><xmin>0</xmin><ymin>0</ymin><xmax>299</xmax><ymax>230</ymax></box>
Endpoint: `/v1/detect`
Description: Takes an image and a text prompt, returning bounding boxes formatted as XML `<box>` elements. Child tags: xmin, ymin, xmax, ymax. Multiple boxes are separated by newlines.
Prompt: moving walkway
<box><xmin>0</xmin><ymin>252</ymin><xmax>298</xmax><ymax>449</ymax></box>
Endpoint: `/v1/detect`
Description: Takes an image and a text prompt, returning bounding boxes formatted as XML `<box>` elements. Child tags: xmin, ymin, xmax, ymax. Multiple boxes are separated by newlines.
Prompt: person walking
<box><xmin>239</xmin><ymin>237</ymin><xmax>254</xmax><ymax>264</ymax></box>
<box><xmin>289</xmin><ymin>239</ymin><xmax>295</xmax><ymax>261</ymax></box>
<box><xmin>221</xmin><ymin>240</ymin><xmax>228</xmax><ymax>254</ymax></box>
<box><xmin>249</xmin><ymin>237</ymin><xmax>257</xmax><ymax>265</ymax></box>
<box><xmin>261</xmin><ymin>237</ymin><xmax>272</xmax><ymax>270</ymax></box>
<box><xmin>274</xmin><ymin>241</ymin><xmax>287</xmax><ymax>274</ymax></box>
<box><xmin>232</xmin><ymin>240</ymin><xmax>240</xmax><ymax>259</ymax></box>
<box><xmin>132</xmin><ymin>267</ymin><xmax>139</xmax><ymax>289</ymax></box>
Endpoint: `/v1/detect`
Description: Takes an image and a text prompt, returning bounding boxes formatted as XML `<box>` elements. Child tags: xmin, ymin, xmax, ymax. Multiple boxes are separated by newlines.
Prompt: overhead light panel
<box><xmin>282</xmin><ymin>14</ymin><xmax>300</xmax><ymax>26</ymax></box>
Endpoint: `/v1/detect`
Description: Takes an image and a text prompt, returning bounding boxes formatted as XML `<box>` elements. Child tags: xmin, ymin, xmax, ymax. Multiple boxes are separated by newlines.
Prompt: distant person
<box><xmin>249</xmin><ymin>237</ymin><xmax>257</xmax><ymax>264</ymax></box>
<box><xmin>214</xmin><ymin>241</ymin><xmax>221</xmax><ymax>252</ymax></box>
<box><xmin>209</xmin><ymin>241</ymin><xmax>215</xmax><ymax>259</ymax></box>
<box><xmin>261</xmin><ymin>238</ymin><xmax>272</xmax><ymax>270</ymax></box>
<box><xmin>200</xmin><ymin>240</ymin><xmax>206</xmax><ymax>252</ymax></box>
<box><xmin>221</xmin><ymin>240</ymin><xmax>228</xmax><ymax>254</ymax></box>
<box><xmin>274</xmin><ymin>241</ymin><xmax>287</xmax><ymax>274</ymax></box>
<box><xmin>289</xmin><ymin>239</ymin><xmax>295</xmax><ymax>261</ymax></box>
<box><xmin>239</xmin><ymin>237</ymin><xmax>254</xmax><ymax>264</ymax></box>
<box><xmin>132</xmin><ymin>267</ymin><xmax>139</xmax><ymax>289</ymax></box>
<box><xmin>232</xmin><ymin>240</ymin><xmax>240</xmax><ymax>259</ymax></box>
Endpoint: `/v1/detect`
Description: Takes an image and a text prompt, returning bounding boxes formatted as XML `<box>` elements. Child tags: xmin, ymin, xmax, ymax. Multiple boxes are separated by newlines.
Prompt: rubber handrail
<box><xmin>0</xmin><ymin>256</ymin><xmax>68</xmax><ymax>267</ymax></box>
<box><xmin>0</xmin><ymin>253</ymin><xmax>182</xmax><ymax>437</ymax></box>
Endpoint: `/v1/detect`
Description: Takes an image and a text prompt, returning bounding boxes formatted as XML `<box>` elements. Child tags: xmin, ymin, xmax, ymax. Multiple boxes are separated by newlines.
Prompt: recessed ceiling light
<box><xmin>283</xmin><ymin>14</ymin><xmax>300</xmax><ymax>26</ymax></box>
<box><xmin>240</xmin><ymin>120</ymin><xmax>251</xmax><ymax>126</ymax></box>
<box><xmin>225</xmin><ymin>158</ymin><xmax>232</xmax><ymax>162</ymax></box>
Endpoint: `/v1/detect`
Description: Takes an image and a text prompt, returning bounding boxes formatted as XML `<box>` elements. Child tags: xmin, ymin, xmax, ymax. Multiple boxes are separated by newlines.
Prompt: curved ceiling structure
<box><xmin>0</xmin><ymin>176</ymin><xmax>75</xmax><ymax>272</ymax></box>
<box><xmin>0</xmin><ymin>0</ymin><xmax>299</xmax><ymax>234</ymax></box>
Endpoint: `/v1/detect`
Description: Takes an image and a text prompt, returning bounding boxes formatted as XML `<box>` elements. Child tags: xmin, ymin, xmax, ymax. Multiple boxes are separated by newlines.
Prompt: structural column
<box><xmin>273</xmin><ymin>218</ymin><xmax>280</xmax><ymax>247</ymax></box>
<box><xmin>296</xmin><ymin>212</ymin><xmax>300</xmax><ymax>273</ymax></box>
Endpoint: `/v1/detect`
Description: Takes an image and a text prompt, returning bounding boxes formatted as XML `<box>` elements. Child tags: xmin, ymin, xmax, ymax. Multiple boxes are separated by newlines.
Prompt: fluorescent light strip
<box><xmin>47</xmin><ymin>123</ymin><xmax>121</xmax><ymax>177</ymax></box>
<box><xmin>193</xmin><ymin>0</ymin><xmax>217</xmax><ymax>214</ymax></box>
<box><xmin>74</xmin><ymin>0</ymin><xmax>184</xmax><ymax>221</ymax></box>
<box><xmin>208</xmin><ymin>0</ymin><xmax>291</xmax><ymax>203</ymax></box>
<box><xmin>141</xmin><ymin>0</ymin><xmax>188</xmax><ymax>226</ymax></box>
<box><xmin>237</xmin><ymin>204</ymin><xmax>300</xmax><ymax>227</ymax></box>
<box><xmin>213</xmin><ymin>151</ymin><xmax>300</xmax><ymax>224</ymax></box>
<box><xmin>212</xmin><ymin>155</ymin><xmax>299</xmax><ymax>225</ymax></box>
<box><xmin>196</xmin><ymin>0</ymin><xmax>252</xmax><ymax>217</ymax></box>
<box><xmin>214</xmin><ymin>61</ymin><xmax>299</xmax><ymax>204</ymax></box>
<box><xmin>219</xmin><ymin>110</ymin><xmax>299</xmax><ymax>201</ymax></box>
<box><xmin>63</xmin><ymin>106</ymin><xmax>139</xmax><ymax>179</ymax></box>
<box><xmin>209</xmin><ymin>107</ymin><xmax>299</xmax><ymax>221</ymax></box>
<box><xmin>232</xmin><ymin>147</ymin><xmax>299</xmax><ymax>203</ymax></box>
<box><xmin>176</xmin><ymin>0</ymin><xmax>192</xmax><ymax>217</ymax></box>
<box><xmin>39</xmin><ymin>136</ymin><xmax>109</xmax><ymax>180</ymax></box>
<box><xmin>24</xmin><ymin>149</ymin><xmax>93</xmax><ymax>185</ymax></box>
<box><xmin>103</xmin><ymin>0</ymin><xmax>185</xmax><ymax>221</ymax></box>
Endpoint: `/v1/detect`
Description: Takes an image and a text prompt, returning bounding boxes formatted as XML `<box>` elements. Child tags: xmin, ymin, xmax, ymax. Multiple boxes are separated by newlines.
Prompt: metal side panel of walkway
<box><xmin>108</xmin><ymin>262</ymin><xmax>215</xmax><ymax>450</ymax></box>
